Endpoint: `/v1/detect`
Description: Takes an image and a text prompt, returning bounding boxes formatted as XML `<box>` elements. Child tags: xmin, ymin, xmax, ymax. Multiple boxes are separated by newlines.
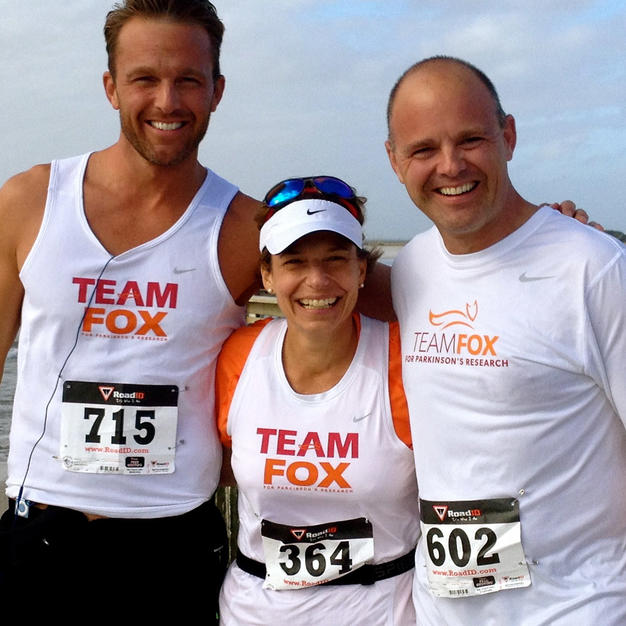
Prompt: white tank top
<box><xmin>6</xmin><ymin>153</ymin><xmax>244</xmax><ymax>518</ymax></box>
<box><xmin>216</xmin><ymin>315</ymin><xmax>420</xmax><ymax>625</ymax></box>
<box><xmin>222</xmin><ymin>315</ymin><xmax>419</xmax><ymax>563</ymax></box>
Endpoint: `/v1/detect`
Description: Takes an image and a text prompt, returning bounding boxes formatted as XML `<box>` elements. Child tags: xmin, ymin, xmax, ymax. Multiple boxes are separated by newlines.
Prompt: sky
<box><xmin>1</xmin><ymin>0</ymin><xmax>624</xmax><ymax>241</ymax></box>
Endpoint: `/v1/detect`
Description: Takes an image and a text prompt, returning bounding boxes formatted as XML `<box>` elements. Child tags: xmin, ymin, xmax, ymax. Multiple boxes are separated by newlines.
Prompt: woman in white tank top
<box><xmin>215</xmin><ymin>177</ymin><xmax>420</xmax><ymax>625</ymax></box>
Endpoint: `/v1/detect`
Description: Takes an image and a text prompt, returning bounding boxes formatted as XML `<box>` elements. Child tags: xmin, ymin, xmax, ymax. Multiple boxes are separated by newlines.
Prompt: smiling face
<box><xmin>103</xmin><ymin>17</ymin><xmax>224</xmax><ymax>167</ymax></box>
<box><xmin>261</xmin><ymin>231</ymin><xmax>367</xmax><ymax>339</ymax></box>
<box><xmin>386</xmin><ymin>61</ymin><xmax>520</xmax><ymax>253</ymax></box>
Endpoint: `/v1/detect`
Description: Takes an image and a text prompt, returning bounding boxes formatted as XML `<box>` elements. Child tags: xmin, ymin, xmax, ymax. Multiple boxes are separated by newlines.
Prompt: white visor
<box><xmin>259</xmin><ymin>199</ymin><xmax>363</xmax><ymax>254</ymax></box>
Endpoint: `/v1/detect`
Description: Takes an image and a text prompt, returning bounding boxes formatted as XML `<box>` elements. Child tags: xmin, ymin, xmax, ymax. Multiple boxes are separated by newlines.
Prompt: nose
<box><xmin>305</xmin><ymin>263</ymin><xmax>331</xmax><ymax>289</ymax></box>
<box><xmin>437</xmin><ymin>145</ymin><xmax>466</xmax><ymax>178</ymax></box>
<box><xmin>154</xmin><ymin>81</ymin><xmax>181</xmax><ymax>113</ymax></box>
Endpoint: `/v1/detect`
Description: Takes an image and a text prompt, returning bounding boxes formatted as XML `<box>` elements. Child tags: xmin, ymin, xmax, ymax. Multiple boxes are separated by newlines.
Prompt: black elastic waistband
<box><xmin>7</xmin><ymin>496</ymin><xmax>218</xmax><ymax>525</ymax></box>
<box><xmin>236</xmin><ymin>547</ymin><xmax>415</xmax><ymax>586</ymax></box>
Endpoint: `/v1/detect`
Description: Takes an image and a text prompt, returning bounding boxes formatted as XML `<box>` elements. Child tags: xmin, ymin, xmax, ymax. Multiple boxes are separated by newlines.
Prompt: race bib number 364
<box><xmin>60</xmin><ymin>381</ymin><xmax>178</xmax><ymax>475</ymax></box>
<box><xmin>261</xmin><ymin>517</ymin><xmax>374</xmax><ymax>590</ymax></box>
<box><xmin>420</xmin><ymin>498</ymin><xmax>531</xmax><ymax>598</ymax></box>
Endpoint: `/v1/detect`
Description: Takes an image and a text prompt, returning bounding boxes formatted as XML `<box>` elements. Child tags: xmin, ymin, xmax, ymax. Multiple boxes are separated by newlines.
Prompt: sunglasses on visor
<box><xmin>263</xmin><ymin>176</ymin><xmax>361</xmax><ymax>221</ymax></box>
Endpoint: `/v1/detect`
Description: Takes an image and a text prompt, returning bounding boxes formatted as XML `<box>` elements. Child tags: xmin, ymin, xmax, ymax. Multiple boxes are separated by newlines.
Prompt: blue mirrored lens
<box><xmin>315</xmin><ymin>177</ymin><xmax>353</xmax><ymax>198</ymax></box>
<box><xmin>267</xmin><ymin>179</ymin><xmax>305</xmax><ymax>206</ymax></box>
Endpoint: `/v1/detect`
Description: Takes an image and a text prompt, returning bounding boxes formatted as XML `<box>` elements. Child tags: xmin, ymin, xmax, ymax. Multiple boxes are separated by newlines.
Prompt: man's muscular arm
<box><xmin>218</xmin><ymin>191</ymin><xmax>264</xmax><ymax>305</ymax></box>
<box><xmin>357</xmin><ymin>262</ymin><xmax>395</xmax><ymax>321</ymax></box>
<box><xmin>0</xmin><ymin>166</ymin><xmax>49</xmax><ymax>381</ymax></box>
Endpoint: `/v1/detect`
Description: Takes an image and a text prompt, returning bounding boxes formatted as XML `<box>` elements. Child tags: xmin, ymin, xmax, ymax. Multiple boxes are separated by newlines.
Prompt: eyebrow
<box><xmin>458</xmin><ymin>126</ymin><xmax>490</xmax><ymax>139</ymax></box>
<box><xmin>395</xmin><ymin>136</ymin><xmax>434</xmax><ymax>157</ymax></box>
<box><xmin>401</xmin><ymin>125</ymin><xmax>493</xmax><ymax>153</ymax></box>
<box><xmin>125</xmin><ymin>65</ymin><xmax>156</xmax><ymax>77</ymax></box>
<box><xmin>125</xmin><ymin>66</ymin><xmax>208</xmax><ymax>79</ymax></box>
<box><xmin>404</xmin><ymin>138</ymin><xmax>432</xmax><ymax>153</ymax></box>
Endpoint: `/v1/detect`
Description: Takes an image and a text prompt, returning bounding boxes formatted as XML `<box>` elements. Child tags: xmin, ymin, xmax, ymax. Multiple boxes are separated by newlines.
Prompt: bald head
<box><xmin>386</xmin><ymin>56</ymin><xmax>507</xmax><ymax>146</ymax></box>
<box><xmin>382</xmin><ymin>55</ymin><xmax>532</xmax><ymax>254</ymax></box>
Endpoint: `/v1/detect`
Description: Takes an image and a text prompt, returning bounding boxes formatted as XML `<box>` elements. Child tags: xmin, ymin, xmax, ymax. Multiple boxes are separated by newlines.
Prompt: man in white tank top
<box><xmin>0</xmin><ymin>0</ymin><xmax>265</xmax><ymax>617</ymax></box>
<box><xmin>0</xmin><ymin>0</ymin><xmax>402</xmax><ymax>616</ymax></box>
<box><xmin>386</xmin><ymin>56</ymin><xmax>626</xmax><ymax>625</ymax></box>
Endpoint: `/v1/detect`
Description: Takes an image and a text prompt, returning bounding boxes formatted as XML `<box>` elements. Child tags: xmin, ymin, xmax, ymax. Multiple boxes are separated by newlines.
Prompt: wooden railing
<box><xmin>215</xmin><ymin>486</ymin><xmax>239</xmax><ymax>563</ymax></box>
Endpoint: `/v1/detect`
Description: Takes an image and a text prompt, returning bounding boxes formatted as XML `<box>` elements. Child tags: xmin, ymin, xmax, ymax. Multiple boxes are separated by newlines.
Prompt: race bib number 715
<box><xmin>60</xmin><ymin>381</ymin><xmax>178</xmax><ymax>475</ymax></box>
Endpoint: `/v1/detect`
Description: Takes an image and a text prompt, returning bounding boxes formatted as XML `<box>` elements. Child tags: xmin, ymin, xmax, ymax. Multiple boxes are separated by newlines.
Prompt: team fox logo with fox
<box><xmin>405</xmin><ymin>300</ymin><xmax>508</xmax><ymax>368</ymax></box>
<box><xmin>429</xmin><ymin>300</ymin><xmax>478</xmax><ymax>330</ymax></box>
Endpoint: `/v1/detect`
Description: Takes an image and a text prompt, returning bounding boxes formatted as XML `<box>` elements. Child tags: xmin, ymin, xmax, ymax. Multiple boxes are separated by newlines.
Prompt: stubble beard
<box><xmin>119</xmin><ymin>111</ymin><xmax>210</xmax><ymax>167</ymax></box>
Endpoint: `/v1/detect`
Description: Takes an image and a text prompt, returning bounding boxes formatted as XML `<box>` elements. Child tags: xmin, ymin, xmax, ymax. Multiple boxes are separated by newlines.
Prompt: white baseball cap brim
<box><xmin>259</xmin><ymin>199</ymin><xmax>363</xmax><ymax>254</ymax></box>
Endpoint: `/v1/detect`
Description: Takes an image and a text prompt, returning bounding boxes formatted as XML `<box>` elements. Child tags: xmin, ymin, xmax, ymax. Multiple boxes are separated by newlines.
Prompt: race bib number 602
<box><xmin>420</xmin><ymin>497</ymin><xmax>531</xmax><ymax>598</ymax></box>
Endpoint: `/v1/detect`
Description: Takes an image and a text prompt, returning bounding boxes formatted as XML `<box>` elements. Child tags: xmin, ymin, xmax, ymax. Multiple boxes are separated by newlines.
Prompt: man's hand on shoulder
<box><xmin>546</xmin><ymin>200</ymin><xmax>605</xmax><ymax>231</ymax></box>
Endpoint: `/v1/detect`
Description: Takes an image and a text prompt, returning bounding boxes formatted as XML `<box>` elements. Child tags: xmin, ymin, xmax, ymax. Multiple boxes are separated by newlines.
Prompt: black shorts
<box><xmin>0</xmin><ymin>497</ymin><xmax>227</xmax><ymax>619</ymax></box>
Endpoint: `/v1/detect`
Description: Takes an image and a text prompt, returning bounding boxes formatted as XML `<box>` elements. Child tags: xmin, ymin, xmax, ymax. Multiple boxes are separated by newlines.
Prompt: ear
<box><xmin>385</xmin><ymin>139</ymin><xmax>405</xmax><ymax>184</ymax></box>
<box><xmin>260</xmin><ymin>263</ymin><xmax>273</xmax><ymax>293</ymax></box>
<box><xmin>358</xmin><ymin>257</ymin><xmax>367</xmax><ymax>286</ymax></box>
<box><xmin>502</xmin><ymin>114</ymin><xmax>517</xmax><ymax>161</ymax></box>
<box><xmin>103</xmin><ymin>71</ymin><xmax>120</xmax><ymax>110</ymax></box>
<box><xmin>210</xmin><ymin>74</ymin><xmax>226</xmax><ymax>113</ymax></box>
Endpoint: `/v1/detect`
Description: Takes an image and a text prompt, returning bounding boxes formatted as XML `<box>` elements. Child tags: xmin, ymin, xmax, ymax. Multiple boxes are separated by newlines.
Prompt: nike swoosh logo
<box><xmin>174</xmin><ymin>267</ymin><xmax>197</xmax><ymax>274</ymax></box>
<box><xmin>307</xmin><ymin>209</ymin><xmax>326</xmax><ymax>215</ymax></box>
<box><xmin>353</xmin><ymin>413</ymin><xmax>372</xmax><ymax>423</ymax></box>
<box><xmin>519</xmin><ymin>272</ymin><xmax>554</xmax><ymax>282</ymax></box>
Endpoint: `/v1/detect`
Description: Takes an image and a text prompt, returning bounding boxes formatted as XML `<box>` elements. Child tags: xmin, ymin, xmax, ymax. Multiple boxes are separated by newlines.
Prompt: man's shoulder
<box><xmin>0</xmin><ymin>163</ymin><xmax>51</xmax><ymax>228</ymax></box>
<box><xmin>515</xmin><ymin>209</ymin><xmax>625</xmax><ymax>293</ymax></box>
<box><xmin>0</xmin><ymin>163</ymin><xmax>53</xmax><ymax>270</ymax></box>
<box><xmin>222</xmin><ymin>190</ymin><xmax>263</xmax><ymax>223</ymax></box>
<box><xmin>394</xmin><ymin>226</ymin><xmax>438</xmax><ymax>266</ymax></box>
<box><xmin>540</xmin><ymin>208</ymin><xmax>624</xmax><ymax>261</ymax></box>
<box><xmin>1</xmin><ymin>163</ymin><xmax>51</xmax><ymax>197</ymax></box>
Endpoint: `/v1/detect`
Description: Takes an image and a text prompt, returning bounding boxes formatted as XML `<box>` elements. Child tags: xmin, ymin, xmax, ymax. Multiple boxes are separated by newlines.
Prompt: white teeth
<box><xmin>150</xmin><ymin>121</ymin><xmax>184</xmax><ymax>130</ymax></box>
<box><xmin>299</xmin><ymin>298</ymin><xmax>337</xmax><ymax>309</ymax></box>
<box><xmin>439</xmin><ymin>182</ymin><xmax>476</xmax><ymax>196</ymax></box>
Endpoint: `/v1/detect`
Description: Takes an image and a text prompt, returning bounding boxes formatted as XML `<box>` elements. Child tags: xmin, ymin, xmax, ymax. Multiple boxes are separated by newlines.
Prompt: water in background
<box><xmin>0</xmin><ymin>344</ymin><xmax>17</xmax><ymax>463</ymax></box>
